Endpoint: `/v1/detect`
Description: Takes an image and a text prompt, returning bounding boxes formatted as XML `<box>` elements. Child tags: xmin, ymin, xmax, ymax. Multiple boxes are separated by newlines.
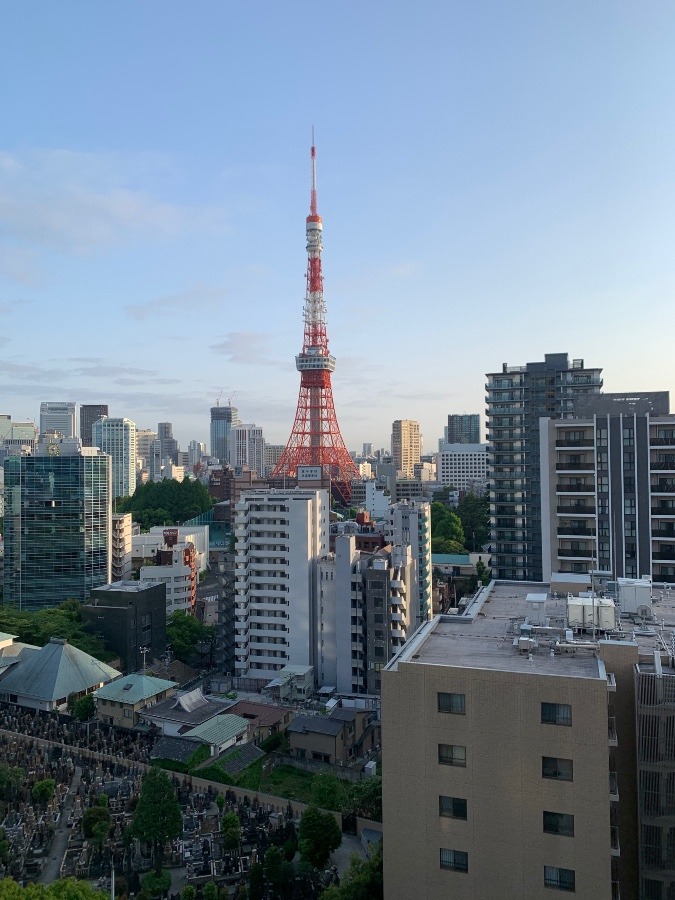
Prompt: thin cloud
<box><xmin>210</xmin><ymin>331</ymin><xmax>283</xmax><ymax>367</ymax></box>
<box><xmin>126</xmin><ymin>284</ymin><xmax>228</xmax><ymax>322</ymax></box>
<box><xmin>0</xmin><ymin>149</ymin><xmax>227</xmax><ymax>255</ymax></box>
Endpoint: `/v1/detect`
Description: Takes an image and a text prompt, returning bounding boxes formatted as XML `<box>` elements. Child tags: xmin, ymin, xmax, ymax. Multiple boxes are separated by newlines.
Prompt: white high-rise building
<box><xmin>386</xmin><ymin>499</ymin><xmax>433</xmax><ymax>627</ymax></box>
<box><xmin>232</xmin><ymin>424</ymin><xmax>265</xmax><ymax>476</ymax></box>
<box><xmin>92</xmin><ymin>417</ymin><xmax>137</xmax><ymax>500</ymax></box>
<box><xmin>233</xmin><ymin>489</ymin><xmax>329</xmax><ymax>679</ymax></box>
<box><xmin>39</xmin><ymin>402</ymin><xmax>76</xmax><ymax>438</ymax></box>
<box><xmin>188</xmin><ymin>440</ymin><xmax>206</xmax><ymax>468</ymax></box>
<box><xmin>111</xmin><ymin>513</ymin><xmax>133</xmax><ymax>581</ymax></box>
<box><xmin>436</xmin><ymin>442</ymin><xmax>488</xmax><ymax>492</ymax></box>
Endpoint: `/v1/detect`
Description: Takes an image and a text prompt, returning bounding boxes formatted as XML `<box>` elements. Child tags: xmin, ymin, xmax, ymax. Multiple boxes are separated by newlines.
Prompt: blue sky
<box><xmin>1</xmin><ymin>2</ymin><xmax>674</xmax><ymax>453</ymax></box>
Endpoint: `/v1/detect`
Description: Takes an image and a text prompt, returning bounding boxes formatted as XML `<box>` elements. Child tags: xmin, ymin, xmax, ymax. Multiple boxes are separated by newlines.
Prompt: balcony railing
<box><xmin>555</xmin><ymin>439</ymin><xmax>594</xmax><ymax>447</ymax></box>
<box><xmin>607</xmin><ymin>673</ymin><xmax>617</xmax><ymax>691</ymax></box>
<box><xmin>653</xmin><ymin>505</ymin><xmax>675</xmax><ymax>516</ymax></box>
<box><xmin>651</xmin><ymin>436</ymin><xmax>675</xmax><ymax>446</ymax></box>
<box><xmin>556</xmin><ymin>483</ymin><xmax>595</xmax><ymax>493</ymax></box>
<box><xmin>610</xmin><ymin>825</ymin><xmax>620</xmax><ymax>857</ymax></box>
<box><xmin>653</xmin><ymin>551</ymin><xmax>675</xmax><ymax>561</ymax></box>
<box><xmin>609</xmin><ymin>771</ymin><xmax>619</xmax><ymax>801</ymax></box>
<box><xmin>555</xmin><ymin>461</ymin><xmax>595</xmax><ymax>470</ymax></box>
<box><xmin>557</xmin><ymin>527</ymin><xmax>596</xmax><ymax>537</ymax></box>
<box><xmin>608</xmin><ymin>717</ymin><xmax>618</xmax><ymax>746</ymax></box>
<box><xmin>612</xmin><ymin>880</ymin><xmax>620</xmax><ymax>900</ymax></box>
<box><xmin>557</xmin><ymin>505</ymin><xmax>595</xmax><ymax>514</ymax></box>
<box><xmin>558</xmin><ymin>549</ymin><xmax>595</xmax><ymax>558</ymax></box>
<box><xmin>652</xmin><ymin>529</ymin><xmax>675</xmax><ymax>539</ymax></box>
<box><xmin>651</xmin><ymin>460</ymin><xmax>675</xmax><ymax>470</ymax></box>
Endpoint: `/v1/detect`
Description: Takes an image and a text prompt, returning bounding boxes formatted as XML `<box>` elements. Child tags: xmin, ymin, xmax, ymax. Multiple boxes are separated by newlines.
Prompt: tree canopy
<box><xmin>131</xmin><ymin>768</ymin><xmax>182</xmax><ymax>874</ymax></box>
<box><xmin>298</xmin><ymin>806</ymin><xmax>342</xmax><ymax>869</ymax></box>
<box><xmin>166</xmin><ymin>611</ymin><xmax>215</xmax><ymax>664</ymax></box>
<box><xmin>321</xmin><ymin>843</ymin><xmax>383</xmax><ymax>900</ymax></box>
<box><xmin>456</xmin><ymin>491</ymin><xmax>490</xmax><ymax>551</ymax></box>
<box><xmin>0</xmin><ymin>878</ymin><xmax>107</xmax><ymax>900</ymax></box>
<box><xmin>117</xmin><ymin>478</ymin><xmax>212</xmax><ymax>529</ymax></box>
<box><xmin>0</xmin><ymin>601</ymin><xmax>110</xmax><ymax>662</ymax></box>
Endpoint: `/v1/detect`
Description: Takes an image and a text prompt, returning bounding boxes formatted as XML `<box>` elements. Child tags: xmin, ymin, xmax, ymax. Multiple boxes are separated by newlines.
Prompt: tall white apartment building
<box><xmin>232</xmin><ymin>424</ymin><xmax>265</xmax><ymax>476</ymax></box>
<box><xmin>139</xmin><ymin>539</ymin><xmax>197</xmax><ymax>613</ymax></box>
<box><xmin>39</xmin><ymin>402</ymin><xmax>76</xmax><ymax>438</ymax></box>
<box><xmin>392</xmin><ymin>419</ymin><xmax>422</xmax><ymax>478</ymax></box>
<box><xmin>437</xmin><ymin>442</ymin><xmax>488</xmax><ymax>492</ymax></box>
<box><xmin>111</xmin><ymin>513</ymin><xmax>133</xmax><ymax>581</ymax></box>
<box><xmin>387</xmin><ymin>499</ymin><xmax>433</xmax><ymax>626</ymax></box>
<box><xmin>233</xmin><ymin>489</ymin><xmax>329</xmax><ymax>679</ymax></box>
<box><xmin>92</xmin><ymin>417</ymin><xmax>137</xmax><ymax>499</ymax></box>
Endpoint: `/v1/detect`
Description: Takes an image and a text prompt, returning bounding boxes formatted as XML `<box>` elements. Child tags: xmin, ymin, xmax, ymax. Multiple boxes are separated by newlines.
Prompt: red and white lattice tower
<box><xmin>272</xmin><ymin>141</ymin><xmax>359</xmax><ymax>504</ymax></box>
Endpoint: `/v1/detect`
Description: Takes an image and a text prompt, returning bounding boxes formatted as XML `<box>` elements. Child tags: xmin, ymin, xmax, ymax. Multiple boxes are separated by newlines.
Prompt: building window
<box><xmin>438</xmin><ymin>692</ymin><xmax>465</xmax><ymax>714</ymax></box>
<box><xmin>544</xmin><ymin>866</ymin><xmax>575</xmax><ymax>892</ymax></box>
<box><xmin>543</xmin><ymin>811</ymin><xmax>574</xmax><ymax>836</ymax></box>
<box><xmin>440</xmin><ymin>848</ymin><xmax>468</xmax><ymax>873</ymax></box>
<box><xmin>541</xmin><ymin>702</ymin><xmax>572</xmax><ymax>726</ymax></box>
<box><xmin>438</xmin><ymin>744</ymin><xmax>466</xmax><ymax>767</ymax></box>
<box><xmin>439</xmin><ymin>796</ymin><xmax>467</xmax><ymax>819</ymax></box>
<box><xmin>542</xmin><ymin>757</ymin><xmax>573</xmax><ymax>781</ymax></box>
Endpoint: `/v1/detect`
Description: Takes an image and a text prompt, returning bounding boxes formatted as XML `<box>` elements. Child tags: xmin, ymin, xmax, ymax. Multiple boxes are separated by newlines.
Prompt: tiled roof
<box><xmin>95</xmin><ymin>674</ymin><xmax>176</xmax><ymax>704</ymax></box>
<box><xmin>287</xmin><ymin>714</ymin><xmax>345</xmax><ymax>737</ymax></box>
<box><xmin>183</xmin><ymin>714</ymin><xmax>248</xmax><ymax>746</ymax></box>
<box><xmin>0</xmin><ymin>638</ymin><xmax>119</xmax><ymax>703</ymax></box>
<box><xmin>227</xmin><ymin>700</ymin><xmax>293</xmax><ymax>727</ymax></box>
<box><xmin>151</xmin><ymin>736</ymin><xmax>201</xmax><ymax>764</ymax></box>
<box><xmin>142</xmin><ymin>689</ymin><xmax>230</xmax><ymax>727</ymax></box>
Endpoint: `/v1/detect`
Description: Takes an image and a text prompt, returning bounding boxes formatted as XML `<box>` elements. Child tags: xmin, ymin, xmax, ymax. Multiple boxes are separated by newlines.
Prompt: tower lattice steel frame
<box><xmin>272</xmin><ymin>141</ymin><xmax>359</xmax><ymax>503</ymax></box>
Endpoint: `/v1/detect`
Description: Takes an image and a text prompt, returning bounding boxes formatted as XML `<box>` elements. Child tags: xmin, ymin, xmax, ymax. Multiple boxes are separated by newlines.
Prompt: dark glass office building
<box><xmin>3</xmin><ymin>441</ymin><xmax>111</xmax><ymax>610</ymax></box>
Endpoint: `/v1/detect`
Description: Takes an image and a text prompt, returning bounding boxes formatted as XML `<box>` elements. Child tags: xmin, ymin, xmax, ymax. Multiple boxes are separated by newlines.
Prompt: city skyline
<box><xmin>1</xmin><ymin>4</ymin><xmax>674</xmax><ymax>450</ymax></box>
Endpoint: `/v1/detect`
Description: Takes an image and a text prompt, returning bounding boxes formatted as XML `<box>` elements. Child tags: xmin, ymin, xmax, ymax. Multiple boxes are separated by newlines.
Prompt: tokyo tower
<box><xmin>272</xmin><ymin>140</ymin><xmax>359</xmax><ymax>504</ymax></box>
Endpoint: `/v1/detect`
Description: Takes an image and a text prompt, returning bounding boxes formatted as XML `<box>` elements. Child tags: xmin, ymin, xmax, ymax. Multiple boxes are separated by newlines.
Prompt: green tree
<box><xmin>82</xmin><ymin>806</ymin><xmax>111</xmax><ymax>850</ymax></box>
<box><xmin>431</xmin><ymin>503</ymin><xmax>465</xmax><ymax>547</ymax></box>
<box><xmin>263</xmin><ymin>845</ymin><xmax>283</xmax><ymax>892</ymax></box>
<box><xmin>166</xmin><ymin>611</ymin><xmax>215</xmax><ymax>664</ymax></box>
<box><xmin>73</xmin><ymin>694</ymin><xmax>95</xmax><ymax>721</ymax></box>
<box><xmin>0</xmin><ymin>878</ymin><xmax>107</xmax><ymax>900</ymax></box>
<box><xmin>347</xmin><ymin>777</ymin><xmax>382</xmax><ymax>822</ymax></box>
<box><xmin>248</xmin><ymin>863</ymin><xmax>263</xmax><ymax>900</ymax></box>
<box><xmin>297</xmin><ymin>806</ymin><xmax>341</xmax><ymax>869</ymax></box>
<box><xmin>141</xmin><ymin>870</ymin><xmax>171</xmax><ymax>898</ymax></box>
<box><xmin>431</xmin><ymin>537</ymin><xmax>466</xmax><ymax>555</ymax></box>
<box><xmin>180</xmin><ymin>886</ymin><xmax>196</xmax><ymax>900</ymax></box>
<box><xmin>310</xmin><ymin>774</ymin><xmax>347</xmax><ymax>811</ymax></box>
<box><xmin>0</xmin><ymin>601</ymin><xmax>111</xmax><ymax>662</ymax></box>
<box><xmin>117</xmin><ymin>478</ymin><xmax>212</xmax><ymax>530</ymax></box>
<box><xmin>202</xmin><ymin>882</ymin><xmax>218</xmax><ymax>900</ymax></box>
<box><xmin>456</xmin><ymin>491</ymin><xmax>490</xmax><ymax>550</ymax></box>
<box><xmin>321</xmin><ymin>843</ymin><xmax>383</xmax><ymax>899</ymax></box>
<box><xmin>32</xmin><ymin>779</ymin><xmax>55</xmax><ymax>806</ymax></box>
<box><xmin>476</xmin><ymin>558</ymin><xmax>491</xmax><ymax>585</ymax></box>
<box><xmin>221</xmin><ymin>811</ymin><xmax>241</xmax><ymax>851</ymax></box>
<box><xmin>131</xmin><ymin>769</ymin><xmax>182</xmax><ymax>874</ymax></box>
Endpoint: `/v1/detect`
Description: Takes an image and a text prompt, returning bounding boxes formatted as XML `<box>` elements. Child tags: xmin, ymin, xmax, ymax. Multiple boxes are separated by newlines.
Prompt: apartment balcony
<box><xmin>609</xmin><ymin>771</ymin><xmax>619</xmax><ymax>802</ymax></box>
<box><xmin>558</xmin><ymin>548</ymin><xmax>595</xmax><ymax>559</ymax></box>
<box><xmin>607</xmin><ymin>673</ymin><xmax>617</xmax><ymax>692</ymax></box>
<box><xmin>610</xmin><ymin>825</ymin><xmax>620</xmax><ymax>857</ymax></box>
<box><xmin>653</xmin><ymin>505</ymin><xmax>675</xmax><ymax>516</ymax></box>
<box><xmin>651</xmin><ymin>436</ymin><xmax>675</xmax><ymax>446</ymax></box>
<box><xmin>652</xmin><ymin>482</ymin><xmax>675</xmax><ymax>494</ymax></box>
<box><xmin>612</xmin><ymin>881</ymin><xmax>620</xmax><ymax>900</ymax></box>
<box><xmin>653</xmin><ymin>528</ymin><xmax>675</xmax><ymax>539</ymax></box>
<box><xmin>653</xmin><ymin>551</ymin><xmax>675</xmax><ymax>561</ymax></box>
<box><xmin>391</xmin><ymin>627</ymin><xmax>406</xmax><ymax>639</ymax></box>
<box><xmin>608</xmin><ymin>717</ymin><xmax>618</xmax><ymax>747</ymax></box>
<box><xmin>557</xmin><ymin>526</ymin><xmax>596</xmax><ymax>537</ymax></box>
<box><xmin>391</xmin><ymin>611</ymin><xmax>404</xmax><ymax>622</ymax></box>
<box><xmin>651</xmin><ymin>459</ymin><xmax>675</xmax><ymax>471</ymax></box>
<box><xmin>555</xmin><ymin>439</ymin><xmax>594</xmax><ymax>448</ymax></box>
<box><xmin>557</xmin><ymin>504</ymin><xmax>595</xmax><ymax>515</ymax></box>
<box><xmin>556</xmin><ymin>483</ymin><xmax>595</xmax><ymax>493</ymax></box>
<box><xmin>555</xmin><ymin>461</ymin><xmax>595</xmax><ymax>471</ymax></box>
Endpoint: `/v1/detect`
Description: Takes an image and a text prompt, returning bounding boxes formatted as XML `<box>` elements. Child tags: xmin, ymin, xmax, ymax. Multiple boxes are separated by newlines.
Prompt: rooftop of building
<box><xmin>387</xmin><ymin>582</ymin><xmax>606</xmax><ymax>679</ymax></box>
<box><xmin>88</xmin><ymin>580</ymin><xmax>159</xmax><ymax>594</ymax></box>
<box><xmin>183</xmin><ymin>713</ymin><xmax>248</xmax><ymax>746</ymax></box>
<box><xmin>226</xmin><ymin>700</ymin><xmax>294</xmax><ymax>726</ymax></box>
<box><xmin>141</xmin><ymin>687</ymin><xmax>231</xmax><ymax>727</ymax></box>
<box><xmin>95</xmin><ymin>673</ymin><xmax>176</xmax><ymax>704</ymax></box>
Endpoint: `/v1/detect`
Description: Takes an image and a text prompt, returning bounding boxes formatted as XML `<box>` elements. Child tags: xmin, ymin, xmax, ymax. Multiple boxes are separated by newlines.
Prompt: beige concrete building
<box><xmin>94</xmin><ymin>674</ymin><xmax>176</xmax><ymax>728</ymax></box>
<box><xmin>382</xmin><ymin>582</ymin><xmax>640</xmax><ymax>899</ymax></box>
<box><xmin>111</xmin><ymin>512</ymin><xmax>133</xmax><ymax>581</ymax></box>
<box><xmin>391</xmin><ymin>419</ymin><xmax>422</xmax><ymax>479</ymax></box>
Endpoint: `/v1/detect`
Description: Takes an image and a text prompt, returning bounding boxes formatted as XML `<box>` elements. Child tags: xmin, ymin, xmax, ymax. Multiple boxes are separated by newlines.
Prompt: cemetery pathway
<box><xmin>40</xmin><ymin>766</ymin><xmax>82</xmax><ymax>885</ymax></box>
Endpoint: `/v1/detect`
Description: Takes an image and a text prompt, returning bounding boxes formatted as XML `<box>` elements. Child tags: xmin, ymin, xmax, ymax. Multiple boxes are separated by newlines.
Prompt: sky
<box><xmin>1</xmin><ymin>2</ymin><xmax>674</xmax><ymax>454</ymax></box>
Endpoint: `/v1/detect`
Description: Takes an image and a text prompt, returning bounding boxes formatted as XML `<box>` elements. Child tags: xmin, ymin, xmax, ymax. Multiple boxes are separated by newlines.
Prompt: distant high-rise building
<box><xmin>80</xmin><ymin>404</ymin><xmax>108</xmax><ymax>447</ymax></box>
<box><xmin>135</xmin><ymin>429</ymin><xmax>157</xmax><ymax>469</ymax></box>
<box><xmin>188</xmin><ymin>440</ymin><xmax>206</xmax><ymax>469</ymax></box>
<box><xmin>232</xmin><ymin>424</ymin><xmax>265</xmax><ymax>476</ymax></box>
<box><xmin>157</xmin><ymin>422</ymin><xmax>179</xmax><ymax>465</ymax></box>
<box><xmin>2</xmin><ymin>438</ymin><xmax>111</xmax><ymax>609</ymax></box>
<box><xmin>487</xmin><ymin>353</ymin><xmax>602</xmax><ymax>581</ymax></box>
<box><xmin>39</xmin><ymin>402</ymin><xmax>76</xmax><ymax>438</ymax></box>
<box><xmin>92</xmin><ymin>417</ymin><xmax>137</xmax><ymax>500</ymax></box>
<box><xmin>210</xmin><ymin>404</ymin><xmax>240</xmax><ymax>466</ymax></box>
<box><xmin>111</xmin><ymin>512</ymin><xmax>133</xmax><ymax>581</ymax></box>
<box><xmin>263</xmin><ymin>444</ymin><xmax>284</xmax><ymax>478</ymax></box>
<box><xmin>444</xmin><ymin>413</ymin><xmax>480</xmax><ymax>445</ymax></box>
<box><xmin>437</xmin><ymin>443</ymin><xmax>488</xmax><ymax>492</ymax></box>
<box><xmin>362</xmin><ymin>442</ymin><xmax>373</xmax><ymax>457</ymax></box>
<box><xmin>392</xmin><ymin>420</ymin><xmax>422</xmax><ymax>479</ymax></box>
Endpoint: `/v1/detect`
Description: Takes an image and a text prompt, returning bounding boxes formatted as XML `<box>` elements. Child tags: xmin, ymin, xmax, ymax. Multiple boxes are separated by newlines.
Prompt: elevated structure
<box><xmin>272</xmin><ymin>141</ymin><xmax>359</xmax><ymax>504</ymax></box>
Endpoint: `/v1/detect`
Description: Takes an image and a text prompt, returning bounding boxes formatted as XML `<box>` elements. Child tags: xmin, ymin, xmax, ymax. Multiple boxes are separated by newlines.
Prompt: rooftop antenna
<box><xmin>140</xmin><ymin>646</ymin><xmax>149</xmax><ymax>673</ymax></box>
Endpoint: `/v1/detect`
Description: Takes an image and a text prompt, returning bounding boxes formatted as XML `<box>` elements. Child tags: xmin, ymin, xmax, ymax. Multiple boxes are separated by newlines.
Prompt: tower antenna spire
<box><xmin>272</xmin><ymin>138</ymin><xmax>359</xmax><ymax>504</ymax></box>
